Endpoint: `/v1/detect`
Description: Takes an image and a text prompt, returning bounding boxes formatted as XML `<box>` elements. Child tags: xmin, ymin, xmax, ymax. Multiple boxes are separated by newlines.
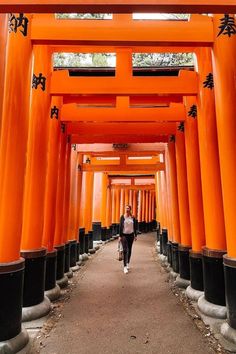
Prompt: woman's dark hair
<box><xmin>125</xmin><ymin>205</ymin><xmax>132</xmax><ymax>210</ymax></box>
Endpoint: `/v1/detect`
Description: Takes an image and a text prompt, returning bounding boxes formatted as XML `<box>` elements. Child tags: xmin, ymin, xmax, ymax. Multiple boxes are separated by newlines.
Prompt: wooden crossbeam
<box><xmin>71</xmin><ymin>134</ymin><xmax>169</xmax><ymax>143</ymax></box>
<box><xmin>61</xmin><ymin>102</ymin><xmax>185</xmax><ymax>122</ymax></box>
<box><xmin>2</xmin><ymin>1</ymin><xmax>235</xmax><ymax>14</ymax></box>
<box><xmin>111</xmin><ymin>185</ymin><xmax>155</xmax><ymax>190</ymax></box>
<box><xmin>51</xmin><ymin>70</ymin><xmax>197</xmax><ymax>96</ymax></box>
<box><xmin>67</xmin><ymin>122</ymin><xmax>176</xmax><ymax>135</ymax></box>
<box><xmin>81</xmin><ymin>162</ymin><xmax>164</xmax><ymax>172</ymax></box>
<box><xmin>76</xmin><ymin>143</ymin><xmax>166</xmax><ymax>153</ymax></box>
<box><xmin>32</xmin><ymin>14</ymin><xmax>212</xmax><ymax>47</ymax></box>
<box><xmin>63</xmin><ymin>95</ymin><xmax>183</xmax><ymax>105</ymax></box>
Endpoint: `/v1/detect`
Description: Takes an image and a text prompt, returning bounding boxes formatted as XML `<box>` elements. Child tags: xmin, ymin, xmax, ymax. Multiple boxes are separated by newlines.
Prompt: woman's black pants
<box><xmin>121</xmin><ymin>234</ymin><xmax>134</xmax><ymax>267</ymax></box>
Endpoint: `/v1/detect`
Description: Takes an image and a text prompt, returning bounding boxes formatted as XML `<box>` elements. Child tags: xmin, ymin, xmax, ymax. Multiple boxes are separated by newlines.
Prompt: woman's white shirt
<box><xmin>123</xmin><ymin>215</ymin><xmax>134</xmax><ymax>234</ymax></box>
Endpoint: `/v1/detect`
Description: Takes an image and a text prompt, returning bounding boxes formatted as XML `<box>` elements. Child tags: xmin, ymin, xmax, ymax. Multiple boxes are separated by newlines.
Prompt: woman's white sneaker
<box><xmin>124</xmin><ymin>266</ymin><xmax>128</xmax><ymax>274</ymax></box>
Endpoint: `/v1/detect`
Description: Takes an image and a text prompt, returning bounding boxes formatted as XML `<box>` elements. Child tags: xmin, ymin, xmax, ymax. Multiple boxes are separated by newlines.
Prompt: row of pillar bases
<box><xmin>157</xmin><ymin>225</ymin><xmax>236</xmax><ymax>348</ymax></box>
<box><xmin>0</xmin><ymin>224</ymin><xmax>125</xmax><ymax>353</ymax></box>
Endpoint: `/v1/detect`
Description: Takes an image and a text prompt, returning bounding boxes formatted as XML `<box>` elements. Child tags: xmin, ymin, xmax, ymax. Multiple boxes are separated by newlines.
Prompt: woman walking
<box><xmin>119</xmin><ymin>205</ymin><xmax>137</xmax><ymax>274</ymax></box>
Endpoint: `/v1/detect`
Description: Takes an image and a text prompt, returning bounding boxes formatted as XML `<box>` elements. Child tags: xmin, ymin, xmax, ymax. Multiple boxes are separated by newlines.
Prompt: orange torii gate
<box><xmin>1</xmin><ymin>6</ymin><xmax>236</xmax><ymax>353</ymax></box>
<box><xmin>0</xmin><ymin>0</ymin><xmax>235</xmax><ymax>13</ymax></box>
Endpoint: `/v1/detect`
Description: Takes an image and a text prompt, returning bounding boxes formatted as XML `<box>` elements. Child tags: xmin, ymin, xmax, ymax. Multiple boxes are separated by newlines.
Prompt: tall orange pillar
<box><xmin>65</xmin><ymin>145</ymin><xmax>81</xmax><ymax>275</ymax></box>
<box><xmin>165</xmin><ymin>149</ymin><xmax>174</xmax><ymax>242</ymax></box>
<box><xmin>205</xmin><ymin>15</ymin><xmax>236</xmax><ymax>324</ymax></box>
<box><xmin>42</xmin><ymin>96</ymin><xmax>62</xmax><ymax>299</ymax></box>
<box><xmin>92</xmin><ymin>172</ymin><xmax>103</xmax><ymax>241</ymax></box>
<box><xmin>124</xmin><ymin>188</ymin><xmax>129</xmax><ymax>207</ymax></box>
<box><xmin>145</xmin><ymin>190</ymin><xmax>150</xmax><ymax>233</ymax></box>
<box><xmin>68</xmin><ymin>147</ymin><xmax>78</xmax><ymax>242</ymax></box>
<box><xmin>137</xmin><ymin>190</ymin><xmax>142</xmax><ymax>232</ymax></box>
<box><xmin>196</xmin><ymin>47</ymin><xmax>227</xmax><ymax>309</ymax></box>
<box><xmin>62</xmin><ymin>139</ymin><xmax>72</xmax><ymax>277</ymax></box>
<box><xmin>54</xmin><ymin>127</ymin><xmax>68</xmax><ymax>285</ymax></box>
<box><xmin>159</xmin><ymin>170</ymin><xmax>169</xmax><ymax>256</ymax></box>
<box><xmin>168</xmin><ymin>140</ymin><xmax>181</xmax><ymax>273</ymax></box>
<box><xmin>120</xmin><ymin>187</ymin><xmax>125</xmax><ymax>216</ymax></box>
<box><xmin>155</xmin><ymin>173</ymin><xmax>160</xmax><ymax>227</ymax></box>
<box><xmin>79</xmin><ymin>170</ymin><xmax>94</xmax><ymax>256</ymax></box>
<box><xmin>0</xmin><ymin>14</ymin><xmax>7</xmax><ymax>138</ymax></box>
<box><xmin>100</xmin><ymin>173</ymin><xmax>108</xmax><ymax>241</ymax></box>
<box><xmin>106</xmin><ymin>185</ymin><xmax>112</xmax><ymax>235</ymax></box>
<box><xmin>0</xmin><ymin>13</ymin><xmax>32</xmax><ymax>345</ymax></box>
<box><xmin>129</xmin><ymin>189</ymin><xmax>133</xmax><ymax>209</ymax></box>
<box><xmin>175</xmin><ymin>127</ymin><xmax>191</xmax><ymax>283</ymax></box>
<box><xmin>76</xmin><ymin>154</ymin><xmax>83</xmax><ymax>231</ymax></box>
<box><xmin>132</xmin><ymin>190</ymin><xmax>137</xmax><ymax>218</ymax></box>
<box><xmin>141</xmin><ymin>190</ymin><xmax>146</xmax><ymax>232</ymax></box>
<box><xmin>115</xmin><ymin>187</ymin><xmax>121</xmax><ymax>229</ymax></box>
<box><xmin>184</xmin><ymin>96</ymin><xmax>205</xmax><ymax>295</ymax></box>
<box><xmin>20</xmin><ymin>45</ymin><xmax>52</xmax><ymax>317</ymax></box>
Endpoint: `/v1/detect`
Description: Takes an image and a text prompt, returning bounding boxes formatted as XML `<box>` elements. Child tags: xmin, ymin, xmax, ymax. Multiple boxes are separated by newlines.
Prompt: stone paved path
<box><xmin>39</xmin><ymin>233</ymin><xmax>214</xmax><ymax>354</ymax></box>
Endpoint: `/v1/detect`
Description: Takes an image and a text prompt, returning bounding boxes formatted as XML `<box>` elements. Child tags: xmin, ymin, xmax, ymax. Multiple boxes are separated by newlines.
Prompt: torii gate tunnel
<box><xmin>0</xmin><ymin>1</ymin><xmax>236</xmax><ymax>352</ymax></box>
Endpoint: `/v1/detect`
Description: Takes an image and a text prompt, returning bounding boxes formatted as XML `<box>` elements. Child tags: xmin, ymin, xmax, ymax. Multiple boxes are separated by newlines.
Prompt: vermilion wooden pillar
<box><xmin>92</xmin><ymin>172</ymin><xmax>103</xmax><ymax>241</ymax></box>
<box><xmin>175</xmin><ymin>127</ymin><xmax>191</xmax><ymax>284</ymax></box>
<box><xmin>106</xmin><ymin>185</ymin><xmax>112</xmax><ymax>235</ymax></box>
<box><xmin>62</xmin><ymin>139</ymin><xmax>72</xmax><ymax>277</ymax></box>
<box><xmin>0</xmin><ymin>13</ymin><xmax>32</xmax><ymax>347</ymax></box>
<box><xmin>137</xmin><ymin>190</ymin><xmax>142</xmax><ymax>231</ymax></box>
<box><xmin>42</xmin><ymin>96</ymin><xmax>62</xmax><ymax>300</ymax></box>
<box><xmin>132</xmin><ymin>190</ymin><xmax>137</xmax><ymax>218</ymax></box>
<box><xmin>100</xmin><ymin>173</ymin><xmax>108</xmax><ymax>241</ymax></box>
<box><xmin>68</xmin><ymin>146</ymin><xmax>78</xmax><ymax>242</ymax></box>
<box><xmin>184</xmin><ymin>96</ymin><xmax>205</xmax><ymax>296</ymax></box>
<box><xmin>168</xmin><ymin>141</ymin><xmax>181</xmax><ymax>273</ymax></box>
<box><xmin>0</xmin><ymin>14</ymin><xmax>7</xmax><ymax>138</ymax></box>
<box><xmin>67</xmin><ymin>146</ymin><xmax>79</xmax><ymax>272</ymax></box>
<box><xmin>120</xmin><ymin>187</ymin><xmax>125</xmax><ymax>216</ymax></box>
<box><xmin>209</xmin><ymin>15</ymin><xmax>236</xmax><ymax>327</ymax></box>
<box><xmin>54</xmin><ymin>127</ymin><xmax>67</xmax><ymax>286</ymax></box>
<box><xmin>196</xmin><ymin>47</ymin><xmax>227</xmax><ymax>310</ymax></box>
<box><xmin>20</xmin><ymin>45</ymin><xmax>52</xmax><ymax>320</ymax></box>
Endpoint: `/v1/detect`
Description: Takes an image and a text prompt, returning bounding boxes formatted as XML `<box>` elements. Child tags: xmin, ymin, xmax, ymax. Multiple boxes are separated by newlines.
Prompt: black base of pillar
<box><xmin>162</xmin><ymin>228</ymin><xmax>168</xmax><ymax>256</ymax></box>
<box><xmin>88</xmin><ymin>231</ymin><xmax>93</xmax><ymax>250</ymax></box>
<box><xmin>178</xmin><ymin>245</ymin><xmax>190</xmax><ymax>281</ymax></box>
<box><xmin>55</xmin><ymin>244</ymin><xmax>65</xmax><ymax>280</ymax></box>
<box><xmin>20</xmin><ymin>248</ymin><xmax>46</xmax><ymax>307</ymax></box>
<box><xmin>106</xmin><ymin>227</ymin><xmax>111</xmax><ymax>240</ymax></box>
<box><xmin>202</xmin><ymin>247</ymin><xmax>226</xmax><ymax>306</ymax></box>
<box><xmin>79</xmin><ymin>228</ymin><xmax>85</xmax><ymax>255</ymax></box>
<box><xmin>156</xmin><ymin>223</ymin><xmax>160</xmax><ymax>242</ymax></box>
<box><xmin>45</xmin><ymin>250</ymin><xmax>57</xmax><ymax>291</ymax></box>
<box><xmin>167</xmin><ymin>241</ymin><xmax>172</xmax><ymax>266</ymax></box>
<box><xmin>69</xmin><ymin>240</ymin><xmax>77</xmax><ymax>267</ymax></box>
<box><xmin>0</xmin><ymin>259</ymin><xmax>25</xmax><ymax>341</ymax></box>
<box><xmin>76</xmin><ymin>242</ymin><xmax>80</xmax><ymax>262</ymax></box>
<box><xmin>108</xmin><ymin>226</ymin><xmax>113</xmax><ymax>239</ymax></box>
<box><xmin>92</xmin><ymin>222</ymin><xmax>102</xmax><ymax>241</ymax></box>
<box><xmin>138</xmin><ymin>221</ymin><xmax>142</xmax><ymax>233</ymax></box>
<box><xmin>189</xmin><ymin>250</ymin><xmax>204</xmax><ymax>291</ymax></box>
<box><xmin>172</xmin><ymin>242</ymin><xmax>179</xmax><ymax>273</ymax></box>
<box><xmin>84</xmin><ymin>233</ymin><xmax>89</xmax><ymax>253</ymax></box>
<box><xmin>64</xmin><ymin>242</ymin><xmax>70</xmax><ymax>273</ymax></box>
<box><xmin>159</xmin><ymin>234</ymin><xmax>163</xmax><ymax>254</ymax></box>
<box><xmin>111</xmin><ymin>223</ymin><xmax>116</xmax><ymax>236</ymax></box>
<box><xmin>224</xmin><ymin>255</ymin><xmax>236</xmax><ymax>329</ymax></box>
<box><xmin>101</xmin><ymin>227</ymin><xmax>107</xmax><ymax>241</ymax></box>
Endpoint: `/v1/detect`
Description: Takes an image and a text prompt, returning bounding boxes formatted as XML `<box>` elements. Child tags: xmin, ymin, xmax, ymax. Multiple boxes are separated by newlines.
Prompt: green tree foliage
<box><xmin>54</xmin><ymin>13</ymin><xmax>193</xmax><ymax>67</ymax></box>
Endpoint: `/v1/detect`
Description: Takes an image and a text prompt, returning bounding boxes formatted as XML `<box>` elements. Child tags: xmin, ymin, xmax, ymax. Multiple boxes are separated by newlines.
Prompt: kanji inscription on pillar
<box><xmin>203</xmin><ymin>73</ymin><xmax>214</xmax><ymax>89</ymax></box>
<box><xmin>188</xmin><ymin>105</ymin><xmax>197</xmax><ymax>118</ymax></box>
<box><xmin>32</xmin><ymin>73</ymin><xmax>46</xmax><ymax>91</ymax></box>
<box><xmin>177</xmin><ymin>122</ymin><xmax>185</xmax><ymax>132</ymax></box>
<box><xmin>50</xmin><ymin>106</ymin><xmax>59</xmax><ymax>119</ymax></box>
<box><xmin>8</xmin><ymin>13</ymin><xmax>29</xmax><ymax>37</ymax></box>
<box><xmin>218</xmin><ymin>14</ymin><xmax>236</xmax><ymax>37</ymax></box>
